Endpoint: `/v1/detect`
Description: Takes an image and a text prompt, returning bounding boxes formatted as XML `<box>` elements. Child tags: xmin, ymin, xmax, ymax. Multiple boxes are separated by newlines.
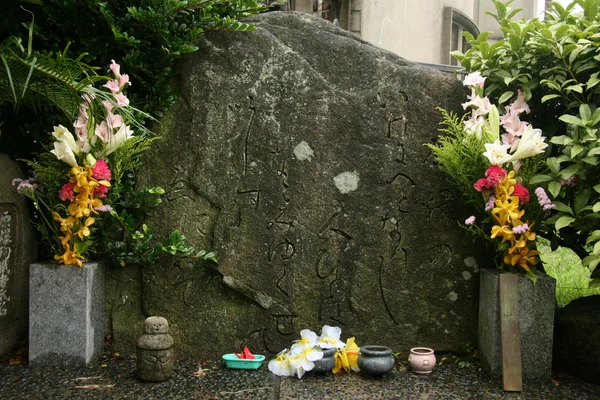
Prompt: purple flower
<box><xmin>512</xmin><ymin>223</ymin><xmax>529</xmax><ymax>234</ymax></box>
<box><xmin>485</xmin><ymin>195</ymin><xmax>496</xmax><ymax>212</ymax></box>
<box><xmin>535</xmin><ymin>187</ymin><xmax>552</xmax><ymax>206</ymax></box>
<box><xmin>465</xmin><ymin>216</ymin><xmax>476</xmax><ymax>226</ymax></box>
<box><xmin>13</xmin><ymin>177</ymin><xmax>38</xmax><ymax>196</ymax></box>
<box><xmin>94</xmin><ymin>205</ymin><xmax>113</xmax><ymax>212</ymax></box>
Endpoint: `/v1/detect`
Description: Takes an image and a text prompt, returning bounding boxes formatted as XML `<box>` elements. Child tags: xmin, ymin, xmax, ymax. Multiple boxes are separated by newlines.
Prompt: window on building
<box><xmin>443</xmin><ymin>8</ymin><xmax>479</xmax><ymax>66</ymax></box>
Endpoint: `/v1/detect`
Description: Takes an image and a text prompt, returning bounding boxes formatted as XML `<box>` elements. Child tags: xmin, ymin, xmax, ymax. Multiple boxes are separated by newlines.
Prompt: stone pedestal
<box><xmin>478</xmin><ymin>268</ymin><xmax>556</xmax><ymax>381</ymax></box>
<box><xmin>0</xmin><ymin>154</ymin><xmax>37</xmax><ymax>356</ymax></box>
<box><xmin>29</xmin><ymin>261</ymin><xmax>104</xmax><ymax>366</ymax></box>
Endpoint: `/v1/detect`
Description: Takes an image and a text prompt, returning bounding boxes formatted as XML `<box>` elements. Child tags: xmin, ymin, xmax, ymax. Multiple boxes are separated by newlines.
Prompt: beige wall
<box><xmin>360</xmin><ymin>0</ymin><xmax>477</xmax><ymax>64</ymax></box>
<box><xmin>357</xmin><ymin>0</ymin><xmax>538</xmax><ymax>64</ymax></box>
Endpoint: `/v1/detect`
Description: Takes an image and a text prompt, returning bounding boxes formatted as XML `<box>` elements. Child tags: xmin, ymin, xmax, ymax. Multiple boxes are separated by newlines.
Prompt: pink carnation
<box><xmin>92</xmin><ymin>160</ymin><xmax>112</xmax><ymax>181</ymax></box>
<box><xmin>465</xmin><ymin>216</ymin><xmax>476</xmax><ymax>226</ymax></box>
<box><xmin>94</xmin><ymin>185</ymin><xmax>109</xmax><ymax>198</ymax></box>
<box><xmin>485</xmin><ymin>166</ymin><xmax>507</xmax><ymax>186</ymax></box>
<box><xmin>474</xmin><ymin>178</ymin><xmax>491</xmax><ymax>192</ymax></box>
<box><xmin>59</xmin><ymin>182</ymin><xmax>75</xmax><ymax>201</ymax></box>
<box><xmin>513</xmin><ymin>184</ymin><xmax>530</xmax><ymax>204</ymax></box>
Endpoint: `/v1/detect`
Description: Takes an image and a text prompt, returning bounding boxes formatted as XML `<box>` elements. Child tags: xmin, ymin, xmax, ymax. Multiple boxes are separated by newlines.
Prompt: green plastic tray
<box><xmin>222</xmin><ymin>353</ymin><xmax>265</xmax><ymax>369</ymax></box>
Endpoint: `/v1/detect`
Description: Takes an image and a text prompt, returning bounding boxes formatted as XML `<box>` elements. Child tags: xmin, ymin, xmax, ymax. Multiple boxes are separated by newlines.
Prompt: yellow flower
<box><xmin>54</xmin><ymin>245</ymin><xmax>84</xmax><ymax>267</ymax></box>
<box><xmin>345</xmin><ymin>337</ymin><xmax>360</xmax><ymax>372</ymax></box>
<box><xmin>332</xmin><ymin>348</ymin><xmax>348</xmax><ymax>374</ymax></box>
<box><xmin>504</xmin><ymin>247</ymin><xmax>540</xmax><ymax>272</ymax></box>
<box><xmin>77</xmin><ymin>217</ymin><xmax>96</xmax><ymax>239</ymax></box>
<box><xmin>332</xmin><ymin>337</ymin><xmax>360</xmax><ymax>373</ymax></box>
<box><xmin>491</xmin><ymin>224</ymin><xmax>514</xmax><ymax>242</ymax></box>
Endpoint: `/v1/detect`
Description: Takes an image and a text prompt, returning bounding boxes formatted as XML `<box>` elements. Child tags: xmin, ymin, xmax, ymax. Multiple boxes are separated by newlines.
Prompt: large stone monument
<box><xmin>0</xmin><ymin>155</ymin><xmax>36</xmax><ymax>356</ymax></box>
<box><xmin>108</xmin><ymin>12</ymin><xmax>485</xmax><ymax>357</ymax></box>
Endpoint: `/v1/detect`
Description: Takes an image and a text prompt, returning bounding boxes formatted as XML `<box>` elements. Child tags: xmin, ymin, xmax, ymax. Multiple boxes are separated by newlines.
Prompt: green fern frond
<box><xmin>427</xmin><ymin>108</ymin><xmax>489</xmax><ymax>209</ymax></box>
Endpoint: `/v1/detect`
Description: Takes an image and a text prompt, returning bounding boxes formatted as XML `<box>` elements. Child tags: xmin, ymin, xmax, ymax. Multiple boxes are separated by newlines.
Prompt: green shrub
<box><xmin>453</xmin><ymin>0</ymin><xmax>600</xmax><ymax>286</ymax></box>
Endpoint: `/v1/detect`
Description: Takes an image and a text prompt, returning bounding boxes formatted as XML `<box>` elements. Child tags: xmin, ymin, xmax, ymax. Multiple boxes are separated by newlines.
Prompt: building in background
<box><xmin>281</xmin><ymin>0</ymin><xmax>540</xmax><ymax>66</ymax></box>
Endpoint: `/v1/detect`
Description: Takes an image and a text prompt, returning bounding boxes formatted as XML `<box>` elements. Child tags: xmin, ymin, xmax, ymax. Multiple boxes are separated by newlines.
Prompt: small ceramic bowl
<box><xmin>222</xmin><ymin>353</ymin><xmax>265</xmax><ymax>369</ymax></box>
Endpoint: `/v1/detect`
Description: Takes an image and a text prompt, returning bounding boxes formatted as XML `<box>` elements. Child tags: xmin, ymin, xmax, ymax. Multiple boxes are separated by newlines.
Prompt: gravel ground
<box><xmin>0</xmin><ymin>351</ymin><xmax>598</xmax><ymax>399</ymax></box>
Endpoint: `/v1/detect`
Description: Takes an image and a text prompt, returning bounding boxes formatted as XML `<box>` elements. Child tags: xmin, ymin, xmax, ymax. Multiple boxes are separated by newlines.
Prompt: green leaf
<box><xmin>580</xmin><ymin>104</ymin><xmax>592</xmax><ymax>123</ymax></box>
<box><xmin>549</xmin><ymin>181</ymin><xmax>562</xmax><ymax>198</ymax></box>
<box><xmin>559</xmin><ymin>114</ymin><xmax>586</xmax><ymax>127</ymax></box>
<box><xmin>541</xmin><ymin>94</ymin><xmax>561</xmax><ymax>103</ymax></box>
<box><xmin>529</xmin><ymin>174</ymin><xmax>553</xmax><ymax>184</ymax></box>
<box><xmin>560</xmin><ymin>164</ymin><xmax>580</xmax><ymax>179</ymax></box>
<box><xmin>574</xmin><ymin>189</ymin><xmax>592</xmax><ymax>215</ymax></box>
<box><xmin>553</xmin><ymin>201</ymin><xmax>574</xmax><ymax>215</ymax></box>
<box><xmin>571</xmin><ymin>145</ymin><xmax>585</xmax><ymax>158</ymax></box>
<box><xmin>556</xmin><ymin>216</ymin><xmax>576</xmax><ymax>230</ymax></box>
<box><xmin>498</xmin><ymin>91</ymin><xmax>514</xmax><ymax>104</ymax></box>
<box><xmin>587</xmin><ymin>147</ymin><xmax>600</xmax><ymax>156</ymax></box>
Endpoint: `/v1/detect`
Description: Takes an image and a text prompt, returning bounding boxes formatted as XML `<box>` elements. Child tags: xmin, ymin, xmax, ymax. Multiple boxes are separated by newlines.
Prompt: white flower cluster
<box><xmin>268</xmin><ymin>325</ymin><xmax>347</xmax><ymax>378</ymax></box>
<box><xmin>462</xmin><ymin>72</ymin><xmax>548</xmax><ymax>167</ymax></box>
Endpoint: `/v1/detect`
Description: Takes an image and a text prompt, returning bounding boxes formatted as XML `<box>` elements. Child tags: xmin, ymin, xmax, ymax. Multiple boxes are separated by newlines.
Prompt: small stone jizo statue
<box><xmin>137</xmin><ymin>316</ymin><xmax>175</xmax><ymax>381</ymax></box>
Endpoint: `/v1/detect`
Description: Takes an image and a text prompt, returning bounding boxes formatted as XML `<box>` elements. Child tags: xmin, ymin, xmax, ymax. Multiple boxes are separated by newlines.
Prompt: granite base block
<box><xmin>478</xmin><ymin>268</ymin><xmax>556</xmax><ymax>381</ymax></box>
<box><xmin>29</xmin><ymin>261</ymin><xmax>104</xmax><ymax>366</ymax></box>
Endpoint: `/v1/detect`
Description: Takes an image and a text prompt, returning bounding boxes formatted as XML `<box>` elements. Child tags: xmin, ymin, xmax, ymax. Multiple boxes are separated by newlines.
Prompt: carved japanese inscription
<box><xmin>0</xmin><ymin>207</ymin><xmax>15</xmax><ymax>317</ymax></box>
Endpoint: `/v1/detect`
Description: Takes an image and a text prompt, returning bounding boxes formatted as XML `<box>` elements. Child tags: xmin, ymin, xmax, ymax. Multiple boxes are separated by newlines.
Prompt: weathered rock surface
<box><xmin>108</xmin><ymin>12</ymin><xmax>485</xmax><ymax>358</ymax></box>
<box><xmin>0</xmin><ymin>155</ymin><xmax>36</xmax><ymax>356</ymax></box>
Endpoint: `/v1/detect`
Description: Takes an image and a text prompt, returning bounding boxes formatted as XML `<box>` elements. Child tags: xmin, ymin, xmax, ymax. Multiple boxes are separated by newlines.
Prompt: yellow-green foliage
<box><xmin>427</xmin><ymin>108</ymin><xmax>489</xmax><ymax>210</ymax></box>
<box><xmin>538</xmin><ymin>238</ymin><xmax>600</xmax><ymax>307</ymax></box>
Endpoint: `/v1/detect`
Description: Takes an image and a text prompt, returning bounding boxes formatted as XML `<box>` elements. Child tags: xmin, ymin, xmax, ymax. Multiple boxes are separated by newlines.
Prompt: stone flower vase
<box><xmin>478</xmin><ymin>269</ymin><xmax>556</xmax><ymax>381</ymax></box>
<box><xmin>409</xmin><ymin>347</ymin><xmax>436</xmax><ymax>374</ymax></box>
<box><xmin>29</xmin><ymin>261</ymin><xmax>105</xmax><ymax>366</ymax></box>
<box><xmin>311</xmin><ymin>348</ymin><xmax>336</xmax><ymax>373</ymax></box>
<box><xmin>357</xmin><ymin>345</ymin><xmax>395</xmax><ymax>375</ymax></box>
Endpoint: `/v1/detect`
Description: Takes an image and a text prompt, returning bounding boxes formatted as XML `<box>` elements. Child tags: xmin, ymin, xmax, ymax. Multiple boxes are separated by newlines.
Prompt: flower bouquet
<box><xmin>268</xmin><ymin>325</ymin><xmax>359</xmax><ymax>378</ymax></box>
<box><xmin>428</xmin><ymin>72</ymin><xmax>554</xmax><ymax>282</ymax></box>
<box><xmin>13</xmin><ymin>60</ymin><xmax>215</xmax><ymax>267</ymax></box>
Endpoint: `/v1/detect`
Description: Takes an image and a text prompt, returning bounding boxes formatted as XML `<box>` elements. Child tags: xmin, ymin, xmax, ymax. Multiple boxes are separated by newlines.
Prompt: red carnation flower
<box><xmin>485</xmin><ymin>165</ymin><xmax>507</xmax><ymax>186</ymax></box>
<box><xmin>92</xmin><ymin>159</ymin><xmax>112</xmax><ymax>181</ymax></box>
<box><xmin>513</xmin><ymin>184</ymin><xmax>530</xmax><ymax>204</ymax></box>
<box><xmin>58</xmin><ymin>182</ymin><xmax>75</xmax><ymax>201</ymax></box>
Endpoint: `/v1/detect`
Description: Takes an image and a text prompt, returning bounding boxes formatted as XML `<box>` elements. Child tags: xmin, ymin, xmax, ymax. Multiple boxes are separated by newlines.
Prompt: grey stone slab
<box><xmin>29</xmin><ymin>261</ymin><xmax>104</xmax><ymax>366</ymax></box>
<box><xmin>478</xmin><ymin>268</ymin><xmax>556</xmax><ymax>381</ymax></box>
<box><xmin>0</xmin><ymin>154</ymin><xmax>37</xmax><ymax>356</ymax></box>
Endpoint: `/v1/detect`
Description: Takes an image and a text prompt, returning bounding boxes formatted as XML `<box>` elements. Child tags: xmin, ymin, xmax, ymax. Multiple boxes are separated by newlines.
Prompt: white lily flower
<box><xmin>268</xmin><ymin>349</ymin><xmax>295</xmax><ymax>377</ymax></box>
<box><xmin>507</xmin><ymin>125</ymin><xmax>548</xmax><ymax>163</ymax></box>
<box><xmin>464</xmin><ymin>115</ymin><xmax>485</xmax><ymax>139</ymax></box>
<box><xmin>318</xmin><ymin>325</ymin><xmax>345</xmax><ymax>349</ymax></box>
<box><xmin>483</xmin><ymin>140</ymin><xmax>511</xmax><ymax>166</ymax></box>
<box><xmin>52</xmin><ymin>125</ymin><xmax>80</xmax><ymax>155</ymax></box>
<box><xmin>289</xmin><ymin>346</ymin><xmax>323</xmax><ymax>378</ymax></box>
<box><xmin>104</xmin><ymin>123</ymin><xmax>134</xmax><ymax>155</ymax></box>
<box><xmin>50</xmin><ymin>140</ymin><xmax>79</xmax><ymax>167</ymax></box>
<box><xmin>291</xmin><ymin>329</ymin><xmax>318</xmax><ymax>353</ymax></box>
<box><xmin>463</xmin><ymin>71</ymin><xmax>486</xmax><ymax>88</ymax></box>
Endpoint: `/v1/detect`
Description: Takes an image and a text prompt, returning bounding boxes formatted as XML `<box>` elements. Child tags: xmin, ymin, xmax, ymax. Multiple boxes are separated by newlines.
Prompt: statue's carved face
<box><xmin>144</xmin><ymin>316</ymin><xmax>169</xmax><ymax>334</ymax></box>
